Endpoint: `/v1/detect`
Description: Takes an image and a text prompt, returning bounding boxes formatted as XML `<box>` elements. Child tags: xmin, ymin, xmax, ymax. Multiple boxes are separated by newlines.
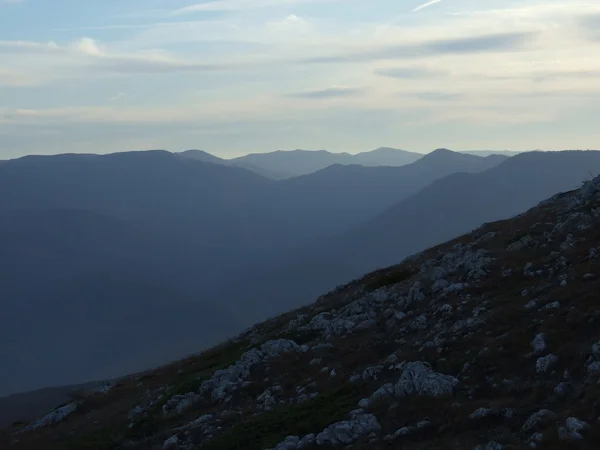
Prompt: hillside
<box><xmin>265</xmin><ymin>149</ymin><xmax>507</xmax><ymax>238</ymax></box>
<box><xmin>203</xmin><ymin>150</ymin><xmax>600</xmax><ymax>324</ymax></box>
<box><xmin>4</xmin><ymin>164</ymin><xmax>600</xmax><ymax>450</ymax></box>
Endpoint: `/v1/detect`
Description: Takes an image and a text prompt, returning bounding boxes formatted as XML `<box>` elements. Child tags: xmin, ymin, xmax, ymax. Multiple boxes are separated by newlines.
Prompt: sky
<box><xmin>0</xmin><ymin>0</ymin><xmax>599</xmax><ymax>158</ymax></box>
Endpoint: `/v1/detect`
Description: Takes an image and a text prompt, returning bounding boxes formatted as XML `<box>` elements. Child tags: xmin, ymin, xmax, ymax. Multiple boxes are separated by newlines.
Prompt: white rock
<box><xmin>531</xmin><ymin>333</ymin><xmax>547</xmax><ymax>354</ymax></box>
<box><xmin>21</xmin><ymin>402</ymin><xmax>78</xmax><ymax>432</ymax></box>
<box><xmin>536</xmin><ymin>354</ymin><xmax>558</xmax><ymax>373</ymax></box>
<box><xmin>297</xmin><ymin>433</ymin><xmax>316</xmax><ymax>448</ymax></box>
<box><xmin>521</xmin><ymin>409</ymin><xmax>556</xmax><ymax>432</ymax></box>
<box><xmin>163</xmin><ymin>435</ymin><xmax>179</xmax><ymax>449</ymax></box>
<box><xmin>560</xmin><ymin>417</ymin><xmax>590</xmax><ymax>440</ymax></box>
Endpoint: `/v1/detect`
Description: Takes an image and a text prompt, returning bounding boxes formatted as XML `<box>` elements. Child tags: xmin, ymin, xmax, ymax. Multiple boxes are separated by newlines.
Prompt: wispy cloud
<box><xmin>413</xmin><ymin>0</ymin><xmax>443</xmax><ymax>13</ymax></box>
<box><xmin>171</xmin><ymin>0</ymin><xmax>338</xmax><ymax>15</ymax></box>
<box><xmin>303</xmin><ymin>31</ymin><xmax>537</xmax><ymax>64</ymax></box>
<box><xmin>375</xmin><ymin>66</ymin><xmax>446</xmax><ymax>79</ymax></box>
<box><xmin>289</xmin><ymin>85</ymin><xmax>364</xmax><ymax>99</ymax></box>
<box><xmin>109</xmin><ymin>93</ymin><xmax>126</xmax><ymax>101</ymax></box>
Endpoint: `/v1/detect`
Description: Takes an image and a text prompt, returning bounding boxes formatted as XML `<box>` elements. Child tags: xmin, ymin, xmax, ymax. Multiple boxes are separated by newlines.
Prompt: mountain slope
<box><xmin>0</xmin><ymin>151</ymin><xmax>289</xmax><ymax>249</ymax></box>
<box><xmin>264</xmin><ymin>149</ymin><xmax>507</xmax><ymax>238</ymax></box>
<box><xmin>205</xmin><ymin>150</ymin><xmax>600</xmax><ymax>324</ymax></box>
<box><xmin>0</xmin><ymin>209</ymin><xmax>244</xmax><ymax>397</ymax></box>
<box><xmin>5</xmin><ymin>166</ymin><xmax>600</xmax><ymax>450</ymax></box>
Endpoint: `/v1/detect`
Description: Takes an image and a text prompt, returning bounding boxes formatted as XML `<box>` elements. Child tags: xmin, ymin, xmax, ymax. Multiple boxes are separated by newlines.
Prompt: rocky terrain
<box><xmin>3</xmin><ymin>174</ymin><xmax>600</xmax><ymax>450</ymax></box>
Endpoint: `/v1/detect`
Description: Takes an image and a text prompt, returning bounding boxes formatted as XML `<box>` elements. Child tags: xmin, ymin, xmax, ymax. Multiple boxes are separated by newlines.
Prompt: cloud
<box><xmin>375</xmin><ymin>66</ymin><xmax>446</xmax><ymax>79</ymax></box>
<box><xmin>413</xmin><ymin>0</ymin><xmax>443</xmax><ymax>12</ymax></box>
<box><xmin>303</xmin><ymin>31</ymin><xmax>537</xmax><ymax>64</ymax></box>
<box><xmin>579</xmin><ymin>12</ymin><xmax>600</xmax><ymax>41</ymax></box>
<box><xmin>109</xmin><ymin>93</ymin><xmax>126</xmax><ymax>101</ymax></box>
<box><xmin>289</xmin><ymin>85</ymin><xmax>364</xmax><ymax>99</ymax></box>
<box><xmin>171</xmin><ymin>0</ymin><xmax>337</xmax><ymax>14</ymax></box>
<box><xmin>0</xmin><ymin>69</ymin><xmax>41</xmax><ymax>87</ymax></box>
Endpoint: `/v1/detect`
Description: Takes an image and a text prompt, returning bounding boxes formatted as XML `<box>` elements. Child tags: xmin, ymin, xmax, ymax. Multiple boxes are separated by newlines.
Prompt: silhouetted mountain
<box><xmin>230</xmin><ymin>147</ymin><xmax>423</xmax><ymax>178</ymax></box>
<box><xmin>206</xmin><ymin>150</ymin><xmax>600</xmax><ymax>324</ymax></box>
<box><xmin>179</xmin><ymin>149</ymin><xmax>225</xmax><ymax>164</ymax></box>
<box><xmin>179</xmin><ymin>149</ymin><xmax>293</xmax><ymax>180</ymax></box>
<box><xmin>461</xmin><ymin>150</ymin><xmax>522</xmax><ymax>157</ymax></box>
<box><xmin>350</xmin><ymin>147</ymin><xmax>422</xmax><ymax>166</ymax></box>
<box><xmin>265</xmin><ymin>149</ymin><xmax>507</xmax><ymax>238</ymax></box>
<box><xmin>0</xmin><ymin>150</ymin><xmax>289</xmax><ymax>249</ymax></box>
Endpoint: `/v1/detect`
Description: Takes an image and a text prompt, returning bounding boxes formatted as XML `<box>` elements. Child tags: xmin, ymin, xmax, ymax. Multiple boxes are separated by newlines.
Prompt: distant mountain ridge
<box><xmin>179</xmin><ymin>147</ymin><xmax>423</xmax><ymax>179</ymax></box>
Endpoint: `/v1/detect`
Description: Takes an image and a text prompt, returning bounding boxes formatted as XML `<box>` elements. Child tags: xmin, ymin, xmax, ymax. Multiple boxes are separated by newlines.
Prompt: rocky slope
<box><xmin>3</xmin><ymin>175</ymin><xmax>600</xmax><ymax>450</ymax></box>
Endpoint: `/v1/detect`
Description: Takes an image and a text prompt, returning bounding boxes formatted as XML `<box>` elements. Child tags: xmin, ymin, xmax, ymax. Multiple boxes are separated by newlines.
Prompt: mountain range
<box><xmin>1</xmin><ymin>147</ymin><xmax>599</xmax><ymax>399</ymax></box>
<box><xmin>3</xmin><ymin>154</ymin><xmax>600</xmax><ymax>450</ymax></box>
<box><xmin>180</xmin><ymin>147</ymin><xmax>424</xmax><ymax>180</ymax></box>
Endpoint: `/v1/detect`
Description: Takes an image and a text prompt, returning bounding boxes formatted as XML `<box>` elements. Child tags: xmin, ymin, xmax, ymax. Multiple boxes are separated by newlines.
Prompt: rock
<box><xmin>531</xmin><ymin>333</ymin><xmax>547</xmax><ymax>354</ymax></box>
<box><xmin>371</xmin><ymin>361</ymin><xmax>458</xmax><ymax>401</ymax></box>
<box><xmin>362</xmin><ymin>365</ymin><xmax>384</xmax><ymax>381</ymax></box>
<box><xmin>469</xmin><ymin>408</ymin><xmax>497</xmax><ymax>420</ymax></box>
<box><xmin>20</xmin><ymin>402</ymin><xmax>78</xmax><ymax>432</ymax></box>
<box><xmin>298</xmin><ymin>433</ymin><xmax>316</xmax><ymax>448</ymax></box>
<box><xmin>444</xmin><ymin>283</ymin><xmax>467</xmax><ymax>293</ymax></box>
<box><xmin>199</xmin><ymin>340</ymin><xmax>301</xmax><ymax>404</ymax></box>
<box><xmin>587</xmin><ymin>361</ymin><xmax>600</xmax><ymax>375</ymax></box>
<box><xmin>508</xmin><ymin>234</ymin><xmax>533</xmax><ymax>251</ymax></box>
<box><xmin>163</xmin><ymin>435</ymin><xmax>179</xmax><ymax>449</ymax></box>
<box><xmin>315</xmin><ymin>413</ymin><xmax>381</xmax><ymax>446</ymax></box>
<box><xmin>543</xmin><ymin>301</ymin><xmax>561</xmax><ymax>310</ymax></box>
<box><xmin>474</xmin><ymin>442</ymin><xmax>504</xmax><ymax>450</ymax></box>
<box><xmin>592</xmin><ymin>340</ymin><xmax>600</xmax><ymax>360</ymax></box>
<box><xmin>432</xmin><ymin>279</ymin><xmax>449</xmax><ymax>293</ymax></box>
<box><xmin>407</xmin><ymin>281</ymin><xmax>426</xmax><ymax>305</ymax></box>
<box><xmin>521</xmin><ymin>409</ymin><xmax>556</xmax><ymax>432</ymax></box>
<box><xmin>558</xmin><ymin>417</ymin><xmax>589</xmax><ymax>440</ymax></box>
<box><xmin>272</xmin><ymin>435</ymin><xmax>300</xmax><ymax>450</ymax></box>
<box><xmin>410</xmin><ymin>314</ymin><xmax>428</xmax><ymax>330</ymax></box>
<box><xmin>524</xmin><ymin>300</ymin><xmax>537</xmax><ymax>309</ymax></box>
<box><xmin>536</xmin><ymin>354</ymin><xmax>558</xmax><ymax>373</ymax></box>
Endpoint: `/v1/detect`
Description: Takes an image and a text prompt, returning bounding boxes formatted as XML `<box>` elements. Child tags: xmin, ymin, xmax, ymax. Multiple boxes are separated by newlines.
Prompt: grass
<box><xmin>363</xmin><ymin>268</ymin><xmax>416</xmax><ymax>293</ymax></box>
<box><xmin>202</xmin><ymin>381</ymin><xmax>367</xmax><ymax>450</ymax></box>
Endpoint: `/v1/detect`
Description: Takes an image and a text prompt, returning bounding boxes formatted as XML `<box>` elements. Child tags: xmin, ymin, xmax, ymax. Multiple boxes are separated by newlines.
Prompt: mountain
<box><xmin>346</xmin><ymin>147</ymin><xmax>422</xmax><ymax>167</ymax></box>
<box><xmin>205</xmin><ymin>150</ymin><xmax>600</xmax><ymax>324</ymax></box>
<box><xmin>230</xmin><ymin>149</ymin><xmax>357</xmax><ymax>177</ymax></box>
<box><xmin>5</xmin><ymin>169</ymin><xmax>600</xmax><ymax>450</ymax></box>
<box><xmin>461</xmin><ymin>150</ymin><xmax>523</xmax><ymax>157</ymax></box>
<box><xmin>179</xmin><ymin>150</ymin><xmax>293</xmax><ymax>180</ymax></box>
<box><xmin>0</xmin><ymin>148</ymin><xmax>516</xmax><ymax>397</ymax></box>
<box><xmin>178</xmin><ymin>149</ymin><xmax>226</xmax><ymax>164</ymax></box>
<box><xmin>230</xmin><ymin>147</ymin><xmax>423</xmax><ymax>178</ymax></box>
<box><xmin>263</xmin><ymin>149</ymin><xmax>507</xmax><ymax>238</ymax></box>
<box><xmin>0</xmin><ymin>209</ymin><xmax>244</xmax><ymax>397</ymax></box>
<box><xmin>0</xmin><ymin>150</ymin><xmax>287</xmax><ymax>249</ymax></box>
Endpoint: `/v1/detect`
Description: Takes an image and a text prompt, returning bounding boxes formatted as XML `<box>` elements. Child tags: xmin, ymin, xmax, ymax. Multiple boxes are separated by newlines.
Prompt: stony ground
<box><xmin>2</xmin><ymin>176</ymin><xmax>600</xmax><ymax>450</ymax></box>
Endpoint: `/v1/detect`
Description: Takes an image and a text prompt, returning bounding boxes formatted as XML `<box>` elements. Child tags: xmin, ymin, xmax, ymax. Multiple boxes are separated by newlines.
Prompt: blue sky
<box><xmin>1</xmin><ymin>0</ymin><xmax>599</xmax><ymax>158</ymax></box>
